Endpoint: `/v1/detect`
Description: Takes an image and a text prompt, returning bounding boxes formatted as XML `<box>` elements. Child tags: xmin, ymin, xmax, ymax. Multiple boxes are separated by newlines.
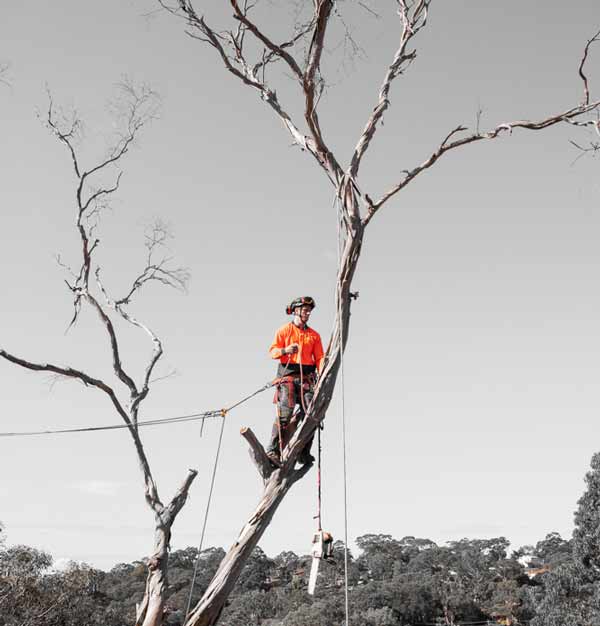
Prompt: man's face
<box><xmin>296</xmin><ymin>305</ymin><xmax>312</xmax><ymax>324</ymax></box>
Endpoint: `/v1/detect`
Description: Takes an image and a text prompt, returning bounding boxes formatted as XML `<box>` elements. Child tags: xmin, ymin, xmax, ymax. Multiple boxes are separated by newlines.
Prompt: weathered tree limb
<box><xmin>85</xmin><ymin>292</ymin><xmax>139</xmax><ymax>397</ymax></box>
<box><xmin>302</xmin><ymin>0</ymin><xmax>335</xmax><ymax>164</ymax></box>
<box><xmin>166</xmin><ymin>469</ymin><xmax>199</xmax><ymax>522</ymax></box>
<box><xmin>240</xmin><ymin>427</ymin><xmax>274</xmax><ymax>482</ymax></box>
<box><xmin>166</xmin><ymin>1</ymin><xmax>343</xmax><ymax>186</ymax></box>
<box><xmin>230</xmin><ymin>0</ymin><xmax>303</xmax><ymax>80</ymax></box>
<box><xmin>135</xmin><ymin>469</ymin><xmax>199</xmax><ymax>626</ymax></box>
<box><xmin>0</xmin><ymin>348</ymin><xmax>128</xmax><ymax>420</ymax></box>
<box><xmin>364</xmin><ymin>99</ymin><xmax>600</xmax><ymax>225</ymax></box>
<box><xmin>578</xmin><ymin>28</ymin><xmax>600</xmax><ymax>106</ymax></box>
<box><xmin>2</xmin><ymin>84</ymin><xmax>192</xmax><ymax>626</ymax></box>
<box><xmin>349</xmin><ymin>0</ymin><xmax>430</xmax><ymax>180</ymax></box>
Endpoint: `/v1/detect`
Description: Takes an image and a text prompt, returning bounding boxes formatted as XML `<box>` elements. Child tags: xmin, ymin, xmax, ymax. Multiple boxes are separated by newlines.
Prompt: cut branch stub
<box><xmin>240</xmin><ymin>427</ymin><xmax>274</xmax><ymax>482</ymax></box>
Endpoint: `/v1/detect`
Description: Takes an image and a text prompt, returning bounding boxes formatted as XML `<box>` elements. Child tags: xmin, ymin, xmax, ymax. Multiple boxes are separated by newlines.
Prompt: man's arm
<box><xmin>314</xmin><ymin>334</ymin><xmax>325</xmax><ymax>373</ymax></box>
<box><xmin>269</xmin><ymin>326</ymin><xmax>298</xmax><ymax>359</ymax></box>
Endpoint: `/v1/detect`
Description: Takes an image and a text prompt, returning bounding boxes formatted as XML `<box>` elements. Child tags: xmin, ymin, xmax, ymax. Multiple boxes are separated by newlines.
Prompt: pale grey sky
<box><xmin>1</xmin><ymin>1</ymin><xmax>599</xmax><ymax>569</ymax></box>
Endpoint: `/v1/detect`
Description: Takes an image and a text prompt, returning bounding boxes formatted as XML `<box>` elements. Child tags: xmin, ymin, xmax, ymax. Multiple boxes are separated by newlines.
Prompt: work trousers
<box><xmin>268</xmin><ymin>375</ymin><xmax>315</xmax><ymax>457</ymax></box>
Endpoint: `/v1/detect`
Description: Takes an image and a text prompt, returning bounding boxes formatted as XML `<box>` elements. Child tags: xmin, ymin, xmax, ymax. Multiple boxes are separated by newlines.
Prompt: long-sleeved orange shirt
<box><xmin>269</xmin><ymin>322</ymin><xmax>325</xmax><ymax>373</ymax></box>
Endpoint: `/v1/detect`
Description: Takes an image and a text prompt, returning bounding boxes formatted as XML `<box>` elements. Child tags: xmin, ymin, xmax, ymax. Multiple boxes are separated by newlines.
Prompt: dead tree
<box><xmin>0</xmin><ymin>82</ymin><xmax>195</xmax><ymax>626</ymax></box>
<box><xmin>152</xmin><ymin>2</ymin><xmax>600</xmax><ymax>625</ymax></box>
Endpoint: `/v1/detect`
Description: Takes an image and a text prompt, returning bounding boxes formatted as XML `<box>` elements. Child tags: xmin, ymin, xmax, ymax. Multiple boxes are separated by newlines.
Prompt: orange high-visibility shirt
<box><xmin>269</xmin><ymin>322</ymin><xmax>325</xmax><ymax>373</ymax></box>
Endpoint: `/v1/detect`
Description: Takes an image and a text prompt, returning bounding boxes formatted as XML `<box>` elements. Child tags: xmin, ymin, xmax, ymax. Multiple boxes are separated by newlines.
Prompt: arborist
<box><xmin>267</xmin><ymin>296</ymin><xmax>325</xmax><ymax>467</ymax></box>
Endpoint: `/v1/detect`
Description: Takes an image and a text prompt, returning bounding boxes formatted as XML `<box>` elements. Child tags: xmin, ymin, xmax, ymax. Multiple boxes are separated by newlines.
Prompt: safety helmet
<box><xmin>286</xmin><ymin>296</ymin><xmax>316</xmax><ymax>315</ymax></box>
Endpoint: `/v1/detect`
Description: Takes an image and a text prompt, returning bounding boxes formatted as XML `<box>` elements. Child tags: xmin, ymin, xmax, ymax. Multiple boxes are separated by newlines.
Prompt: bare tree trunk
<box><xmin>185</xmin><ymin>204</ymin><xmax>364</xmax><ymax>626</ymax></box>
<box><xmin>134</xmin><ymin>469</ymin><xmax>197</xmax><ymax>626</ymax></box>
<box><xmin>136</xmin><ymin>521</ymin><xmax>170</xmax><ymax>626</ymax></box>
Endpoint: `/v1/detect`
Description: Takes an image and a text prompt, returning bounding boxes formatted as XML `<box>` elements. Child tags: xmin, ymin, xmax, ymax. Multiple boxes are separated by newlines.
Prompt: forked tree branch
<box><xmin>230</xmin><ymin>0</ymin><xmax>304</xmax><ymax>79</ymax></box>
<box><xmin>95</xmin><ymin>268</ymin><xmax>165</xmax><ymax>423</ymax></box>
<box><xmin>302</xmin><ymin>0</ymin><xmax>335</xmax><ymax>164</ymax></box>
<box><xmin>163</xmin><ymin>1</ymin><xmax>343</xmax><ymax>186</ymax></box>
<box><xmin>364</xmin><ymin>99</ymin><xmax>600</xmax><ymax>225</ymax></box>
<box><xmin>349</xmin><ymin>0</ymin><xmax>430</xmax><ymax>179</ymax></box>
<box><xmin>84</xmin><ymin>292</ymin><xmax>139</xmax><ymax>397</ymax></box>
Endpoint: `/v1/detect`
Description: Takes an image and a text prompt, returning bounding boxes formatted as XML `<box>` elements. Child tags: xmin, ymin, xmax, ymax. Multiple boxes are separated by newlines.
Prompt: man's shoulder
<box><xmin>276</xmin><ymin>321</ymin><xmax>294</xmax><ymax>334</ymax></box>
<box><xmin>306</xmin><ymin>326</ymin><xmax>322</xmax><ymax>340</ymax></box>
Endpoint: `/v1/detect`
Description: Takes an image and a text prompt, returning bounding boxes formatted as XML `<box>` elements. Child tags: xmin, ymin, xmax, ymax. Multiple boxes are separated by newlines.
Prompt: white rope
<box><xmin>184</xmin><ymin>413</ymin><xmax>227</xmax><ymax>621</ymax></box>
<box><xmin>335</xmin><ymin>192</ymin><xmax>351</xmax><ymax>626</ymax></box>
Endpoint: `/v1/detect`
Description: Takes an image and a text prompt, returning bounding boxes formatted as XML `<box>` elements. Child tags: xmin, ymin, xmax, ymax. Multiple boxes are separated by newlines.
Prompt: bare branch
<box><xmin>46</xmin><ymin>82</ymin><xmax>158</xmax><ymax>328</ymax></box>
<box><xmin>302</xmin><ymin>1</ymin><xmax>336</xmax><ymax>164</ymax></box>
<box><xmin>175</xmin><ymin>5</ymin><xmax>340</xmax><ymax>183</ymax></box>
<box><xmin>43</xmin><ymin>90</ymin><xmax>83</xmax><ymax>179</ymax></box>
<box><xmin>165</xmin><ymin>469</ymin><xmax>199</xmax><ymax>522</ymax></box>
<box><xmin>252</xmin><ymin>20</ymin><xmax>316</xmax><ymax>78</ymax></box>
<box><xmin>116</xmin><ymin>220</ymin><xmax>190</xmax><ymax>306</ymax></box>
<box><xmin>241</xmin><ymin>427</ymin><xmax>274</xmax><ymax>482</ymax></box>
<box><xmin>84</xmin><ymin>292</ymin><xmax>139</xmax><ymax>398</ymax></box>
<box><xmin>230</xmin><ymin>0</ymin><xmax>304</xmax><ymax>80</ymax></box>
<box><xmin>85</xmin><ymin>80</ymin><xmax>160</xmax><ymax>180</ymax></box>
<box><xmin>569</xmin><ymin>137</ymin><xmax>600</xmax><ymax>164</ymax></box>
<box><xmin>579</xmin><ymin>29</ymin><xmax>600</xmax><ymax>105</ymax></box>
<box><xmin>95</xmin><ymin>270</ymin><xmax>163</xmax><ymax>422</ymax></box>
<box><xmin>81</xmin><ymin>173</ymin><xmax>122</xmax><ymax>213</ymax></box>
<box><xmin>0</xmin><ymin>348</ymin><xmax>129</xmax><ymax>423</ymax></box>
<box><xmin>365</xmin><ymin>100</ymin><xmax>600</xmax><ymax>225</ymax></box>
<box><xmin>348</xmin><ymin>0</ymin><xmax>430</xmax><ymax>180</ymax></box>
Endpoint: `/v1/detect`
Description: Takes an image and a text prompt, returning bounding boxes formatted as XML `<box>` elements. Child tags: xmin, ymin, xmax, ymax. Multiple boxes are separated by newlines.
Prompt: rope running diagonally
<box><xmin>184</xmin><ymin>411</ymin><xmax>227</xmax><ymax>621</ymax></box>
<box><xmin>335</xmin><ymin>191</ymin><xmax>351</xmax><ymax>626</ymax></box>
<box><xmin>0</xmin><ymin>380</ymin><xmax>274</xmax><ymax>438</ymax></box>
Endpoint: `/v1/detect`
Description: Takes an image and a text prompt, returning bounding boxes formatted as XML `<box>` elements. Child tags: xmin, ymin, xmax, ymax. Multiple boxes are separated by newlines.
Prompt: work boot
<box><xmin>297</xmin><ymin>451</ymin><xmax>315</xmax><ymax>466</ymax></box>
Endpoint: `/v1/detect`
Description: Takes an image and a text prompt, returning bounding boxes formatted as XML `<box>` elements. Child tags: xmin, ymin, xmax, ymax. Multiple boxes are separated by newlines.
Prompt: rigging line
<box><xmin>0</xmin><ymin>380</ymin><xmax>275</xmax><ymax>438</ymax></box>
<box><xmin>0</xmin><ymin>411</ymin><xmax>221</xmax><ymax>438</ymax></box>
<box><xmin>184</xmin><ymin>412</ymin><xmax>227</xmax><ymax>621</ymax></box>
<box><xmin>335</xmin><ymin>192</ymin><xmax>351</xmax><ymax>626</ymax></box>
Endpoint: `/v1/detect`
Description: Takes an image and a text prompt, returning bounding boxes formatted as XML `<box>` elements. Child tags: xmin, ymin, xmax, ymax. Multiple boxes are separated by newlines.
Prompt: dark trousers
<box><xmin>268</xmin><ymin>375</ymin><xmax>315</xmax><ymax>457</ymax></box>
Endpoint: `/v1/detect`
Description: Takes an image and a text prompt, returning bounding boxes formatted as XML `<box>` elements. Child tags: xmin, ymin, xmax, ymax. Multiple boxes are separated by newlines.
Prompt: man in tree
<box><xmin>267</xmin><ymin>296</ymin><xmax>324</xmax><ymax>467</ymax></box>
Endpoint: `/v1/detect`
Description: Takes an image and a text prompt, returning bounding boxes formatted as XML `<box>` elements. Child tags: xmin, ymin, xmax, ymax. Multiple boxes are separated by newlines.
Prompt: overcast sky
<box><xmin>1</xmin><ymin>0</ymin><xmax>600</xmax><ymax>570</ymax></box>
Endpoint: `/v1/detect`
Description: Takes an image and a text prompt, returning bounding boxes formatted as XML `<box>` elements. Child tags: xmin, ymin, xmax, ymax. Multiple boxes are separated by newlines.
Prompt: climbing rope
<box><xmin>335</xmin><ymin>191</ymin><xmax>351</xmax><ymax>626</ymax></box>
<box><xmin>0</xmin><ymin>380</ymin><xmax>274</xmax><ymax>438</ymax></box>
<box><xmin>184</xmin><ymin>411</ymin><xmax>227</xmax><ymax>621</ymax></box>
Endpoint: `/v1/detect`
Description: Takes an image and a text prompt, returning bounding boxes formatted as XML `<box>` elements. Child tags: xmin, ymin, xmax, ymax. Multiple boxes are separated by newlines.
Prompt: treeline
<box><xmin>3</xmin><ymin>452</ymin><xmax>600</xmax><ymax>626</ymax></box>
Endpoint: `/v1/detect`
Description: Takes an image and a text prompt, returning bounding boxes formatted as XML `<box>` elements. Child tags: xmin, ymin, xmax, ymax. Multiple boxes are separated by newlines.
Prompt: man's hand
<box><xmin>282</xmin><ymin>343</ymin><xmax>299</xmax><ymax>355</ymax></box>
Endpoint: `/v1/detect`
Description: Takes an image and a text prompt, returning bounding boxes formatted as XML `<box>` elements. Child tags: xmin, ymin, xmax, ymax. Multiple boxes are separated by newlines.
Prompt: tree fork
<box><xmin>136</xmin><ymin>468</ymin><xmax>198</xmax><ymax>626</ymax></box>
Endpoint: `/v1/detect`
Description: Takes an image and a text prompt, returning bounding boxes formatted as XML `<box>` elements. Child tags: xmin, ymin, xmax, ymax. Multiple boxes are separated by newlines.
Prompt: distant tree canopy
<box><xmin>530</xmin><ymin>453</ymin><xmax>600</xmax><ymax>626</ymax></box>
<box><xmin>1</xmin><ymin>522</ymin><xmax>596</xmax><ymax>626</ymax></box>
